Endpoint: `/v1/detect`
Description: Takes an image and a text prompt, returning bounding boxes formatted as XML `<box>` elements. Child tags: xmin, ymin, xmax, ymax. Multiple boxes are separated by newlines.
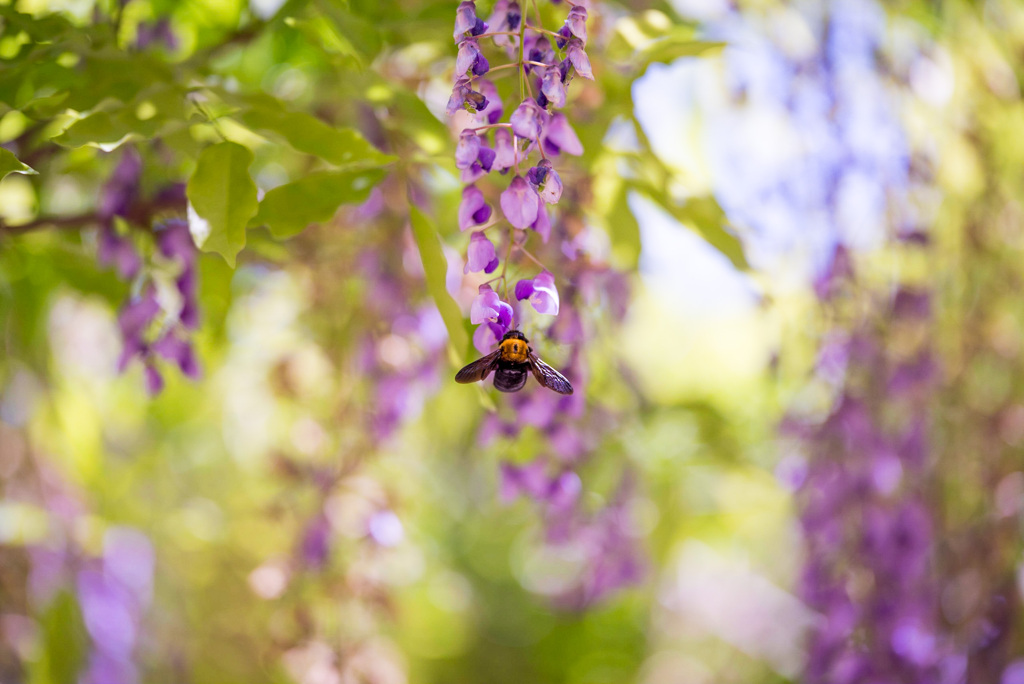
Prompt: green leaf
<box><xmin>53</xmin><ymin>85</ymin><xmax>188</xmax><ymax>148</ymax></box>
<box><xmin>607</xmin><ymin>185</ymin><xmax>642</xmax><ymax>268</ymax></box>
<box><xmin>0</xmin><ymin>148</ymin><xmax>37</xmax><ymax>180</ymax></box>
<box><xmin>409</xmin><ymin>205</ymin><xmax>471</xmax><ymax>363</ymax></box>
<box><xmin>28</xmin><ymin>590</ymin><xmax>87</xmax><ymax>684</ymax></box>
<box><xmin>186</xmin><ymin>142</ymin><xmax>259</xmax><ymax>268</ymax></box>
<box><xmin>239</xmin><ymin>104</ymin><xmax>395</xmax><ymax>167</ymax></box>
<box><xmin>638</xmin><ymin>32</ymin><xmax>726</xmax><ymax>69</ymax></box>
<box><xmin>250</xmin><ymin>168</ymin><xmax>388</xmax><ymax>239</ymax></box>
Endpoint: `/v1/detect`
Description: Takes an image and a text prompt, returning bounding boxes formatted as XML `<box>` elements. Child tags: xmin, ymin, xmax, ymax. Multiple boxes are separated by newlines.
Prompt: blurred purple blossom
<box><xmin>542</xmin><ymin>113</ymin><xmax>584</xmax><ymax>156</ymax></box>
<box><xmin>98</xmin><ymin>227</ymin><xmax>142</xmax><ymax>280</ymax></box>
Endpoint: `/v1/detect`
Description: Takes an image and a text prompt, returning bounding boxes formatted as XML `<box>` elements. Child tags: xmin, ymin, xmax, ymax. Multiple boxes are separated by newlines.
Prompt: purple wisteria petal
<box><xmin>531</xmin><ymin>203</ymin><xmax>552</xmax><ymax>242</ymax></box>
<box><xmin>541</xmin><ymin>67</ymin><xmax>567</xmax><ymax>109</ymax></box>
<box><xmin>556</xmin><ymin>25</ymin><xmax>572</xmax><ymax>50</ymax></box>
<box><xmin>447</xmin><ymin>79</ymin><xmax>489</xmax><ymax>116</ymax></box>
<box><xmin>177</xmin><ymin>270</ymin><xmax>199</xmax><ymax>329</ymax></box>
<box><xmin>514</xmin><ymin>279</ymin><xmax>534</xmax><ymax>301</ymax></box>
<box><xmin>454</xmin><ymin>1</ymin><xmax>481</xmax><ymax>41</ymax></box>
<box><xmin>527</xmin><ymin>159</ymin><xmax>563</xmax><ymax>204</ymax></box>
<box><xmin>500</xmin><ymin>175</ymin><xmax>540</xmax><ymax>229</ymax></box>
<box><xmin>526</xmin><ymin>33</ymin><xmax>556</xmax><ymax>72</ymax></box>
<box><xmin>477</xmin><ymin>80</ymin><xmax>504</xmax><ymax>124</ymax></box>
<box><xmin>500</xmin><ymin>460</ymin><xmax>548</xmax><ymax>501</ymax></box>
<box><xmin>473</xmin><ymin>320</ymin><xmax>505</xmax><ymax>353</ymax></box>
<box><xmin>547</xmin><ymin>471</ymin><xmax>582</xmax><ymax>512</ymax></box>
<box><xmin>477</xmin><ymin>145</ymin><xmax>495</xmax><ymax>171</ymax></box>
<box><xmin>144</xmin><ymin>364</ymin><xmax>164</xmax><ymax>395</ymax></box>
<box><xmin>470</xmin><ymin>286</ymin><xmax>513</xmax><ymax>328</ymax></box>
<box><xmin>455</xmin><ymin>130</ymin><xmax>482</xmax><ymax>169</ymax></box>
<box><xmin>464</xmin><ymin>232</ymin><xmax>498</xmax><ymax>274</ymax></box>
<box><xmin>156</xmin><ymin>219</ymin><xmax>193</xmax><ymax>262</ymax></box>
<box><xmin>367</xmin><ymin>510</ymin><xmax>404</xmax><ymax>547</ymax></box>
<box><xmin>487</xmin><ymin>0</ymin><xmax>521</xmax><ymax>48</ymax></box>
<box><xmin>510</xmin><ymin>98</ymin><xmax>544</xmax><ymax>141</ymax></box>
<box><xmin>516</xmin><ymin>271</ymin><xmax>560</xmax><ymax>315</ymax></box>
<box><xmin>458</xmin><ymin>185</ymin><xmax>492</xmax><ymax>231</ymax></box>
<box><xmin>566</xmin><ymin>38</ymin><xmax>594</xmax><ymax>80</ymax></box>
<box><xmin>493</xmin><ymin>128</ymin><xmax>517</xmax><ymax>172</ymax></box>
<box><xmin>566</xmin><ymin>5</ymin><xmax>588</xmax><ymax>44</ymax></box>
<box><xmin>98</xmin><ymin>227</ymin><xmax>142</xmax><ymax>280</ymax></box>
<box><xmin>456</xmin><ymin>39</ymin><xmax>489</xmax><ymax>78</ymax></box>
<box><xmin>99</xmin><ymin>149</ymin><xmax>142</xmax><ymax>222</ymax></box>
<box><xmin>152</xmin><ymin>332</ymin><xmax>200</xmax><ymax>379</ymax></box>
<box><xmin>542</xmin><ymin>112</ymin><xmax>584</xmax><ymax>156</ymax></box>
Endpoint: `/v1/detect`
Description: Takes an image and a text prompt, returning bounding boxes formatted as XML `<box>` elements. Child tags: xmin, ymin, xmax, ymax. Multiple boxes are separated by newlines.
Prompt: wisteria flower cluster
<box><xmin>449</xmin><ymin>0</ymin><xmax>589</xmax><ymax>352</ymax></box>
<box><xmin>95</xmin><ymin>150</ymin><xmax>201</xmax><ymax>395</ymax></box>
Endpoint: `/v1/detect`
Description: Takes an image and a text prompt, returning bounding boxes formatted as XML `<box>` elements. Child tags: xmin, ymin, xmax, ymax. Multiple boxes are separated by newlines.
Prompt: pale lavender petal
<box><xmin>458</xmin><ymin>185</ymin><xmax>491</xmax><ymax>231</ymax></box>
<box><xmin>566</xmin><ymin>5</ymin><xmax>588</xmax><ymax>43</ymax></box>
<box><xmin>541</xmin><ymin>67</ymin><xmax>567</xmax><ymax>109</ymax></box>
<box><xmin>464</xmin><ymin>232</ymin><xmax>498</xmax><ymax>274</ymax></box>
<box><xmin>477</xmin><ymin>80</ymin><xmax>504</xmax><ymax>124</ymax></box>
<box><xmin>527</xmin><ymin>159</ymin><xmax>563</xmax><ymax>204</ymax></box>
<box><xmin>455</xmin><ymin>130</ymin><xmax>482</xmax><ymax>169</ymax></box>
<box><xmin>367</xmin><ymin>510</ymin><xmax>404</xmax><ymax>546</ymax></box>
<box><xmin>500</xmin><ymin>176</ymin><xmax>540</xmax><ymax>229</ymax></box>
<box><xmin>531</xmin><ymin>203</ymin><xmax>551</xmax><ymax>242</ymax></box>
<box><xmin>454</xmin><ymin>1</ymin><xmax>478</xmax><ymax>40</ymax></box>
<box><xmin>510</xmin><ymin>98</ymin><xmax>544</xmax><ymax>141</ymax></box>
<box><xmin>473</xmin><ymin>320</ymin><xmax>504</xmax><ymax>353</ymax></box>
<box><xmin>543</xmin><ymin>113</ymin><xmax>584</xmax><ymax>156</ymax></box>
<box><xmin>493</xmin><ymin>128</ymin><xmax>517</xmax><ymax>171</ymax></box>
<box><xmin>567</xmin><ymin>38</ymin><xmax>593</xmax><ymax>80</ymax></box>
<box><xmin>530</xmin><ymin>271</ymin><xmax>560</xmax><ymax>315</ymax></box>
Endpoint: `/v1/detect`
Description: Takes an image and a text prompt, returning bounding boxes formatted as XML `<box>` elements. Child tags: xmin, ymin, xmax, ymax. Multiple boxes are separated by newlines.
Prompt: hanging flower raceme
<box><xmin>448</xmin><ymin>0</ymin><xmax>590</xmax><ymax>357</ymax></box>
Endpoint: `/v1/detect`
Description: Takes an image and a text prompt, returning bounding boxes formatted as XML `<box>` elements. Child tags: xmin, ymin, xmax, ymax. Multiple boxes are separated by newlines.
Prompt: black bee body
<box><xmin>455</xmin><ymin>330</ymin><xmax>573</xmax><ymax>395</ymax></box>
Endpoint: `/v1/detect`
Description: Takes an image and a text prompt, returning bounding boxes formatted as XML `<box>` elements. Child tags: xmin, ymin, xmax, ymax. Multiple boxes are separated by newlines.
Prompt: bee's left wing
<box><xmin>455</xmin><ymin>350</ymin><xmax>500</xmax><ymax>384</ymax></box>
<box><xmin>528</xmin><ymin>351</ymin><xmax>574</xmax><ymax>395</ymax></box>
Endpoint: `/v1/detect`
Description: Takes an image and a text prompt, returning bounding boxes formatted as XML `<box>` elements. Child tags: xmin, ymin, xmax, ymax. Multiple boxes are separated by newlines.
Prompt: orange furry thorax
<box><xmin>499</xmin><ymin>337</ymin><xmax>529</xmax><ymax>364</ymax></box>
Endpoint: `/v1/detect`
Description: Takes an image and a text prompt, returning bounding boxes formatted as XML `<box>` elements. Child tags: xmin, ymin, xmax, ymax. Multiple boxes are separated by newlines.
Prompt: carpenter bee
<box><xmin>455</xmin><ymin>330</ymin><xmax>573</xmax><ymax>394</ymax></box>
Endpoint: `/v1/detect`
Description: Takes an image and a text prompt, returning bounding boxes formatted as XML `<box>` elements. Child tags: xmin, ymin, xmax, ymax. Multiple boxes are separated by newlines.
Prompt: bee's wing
<box><xmin>455</xmin><ymin>351</ymin><xmax>500</xmax><ymax>384</ymax></box>
<box><xmin>528</xmin><ymin>351</ymin><xmax>574</xmax><ymax>395</ymax></box>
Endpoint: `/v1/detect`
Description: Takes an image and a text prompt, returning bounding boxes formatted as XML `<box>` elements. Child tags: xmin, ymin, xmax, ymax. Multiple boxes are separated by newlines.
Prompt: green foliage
<box><xmin>410</xmin><ymin>204</ymin><xmax>471</xmax><ymax>362</ymax></box>
<box><xmin>0</xmin><ymin>148</ymin><xmax>36</xmax><ymax>180</ymax></box>
<box><xmin>251</xmin><ymin>167</ymin><xmax>388</xmax><ymax>238</ymax></box>
<box><xmin>186</xmin><ymin>141</ymin><xmax>259</xmax><ymax>267</ymax></box>
<box><xmin>28</xmin><ymin>591</ymin><xmax>88</xmax><ymax>684</ymax></box>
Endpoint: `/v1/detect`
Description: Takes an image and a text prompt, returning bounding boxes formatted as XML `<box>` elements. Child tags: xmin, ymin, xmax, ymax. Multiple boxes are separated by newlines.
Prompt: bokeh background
<box><xmin>1</xmin><ymin>0</ymin><xmax>1023</xmax><ymax>682</ymax></box>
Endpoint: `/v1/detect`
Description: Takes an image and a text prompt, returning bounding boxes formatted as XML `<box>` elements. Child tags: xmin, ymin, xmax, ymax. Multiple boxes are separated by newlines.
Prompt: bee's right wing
<box><xmin>455</xmin><ymin>351</ymin><xmax>501</xmax><ymax>384</ymax></box>
<box><xmin>528</xmin><ymin>352</ymin><xmax>574</xmax><ymax>395</ymax></box>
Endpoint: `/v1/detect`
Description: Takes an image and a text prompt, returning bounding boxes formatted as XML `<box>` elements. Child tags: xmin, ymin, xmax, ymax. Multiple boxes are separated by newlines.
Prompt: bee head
<box><xmin>502</xmin><ymin>330</ymin><xmax>528</xmax><ymax>344</ymax></box>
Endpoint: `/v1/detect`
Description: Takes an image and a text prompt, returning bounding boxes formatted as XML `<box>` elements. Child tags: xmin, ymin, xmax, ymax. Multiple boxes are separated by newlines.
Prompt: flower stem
<box><xmin>516</xmin><ymin>241</ymin><xmax>549</xmax><ymax>271</ymax></box>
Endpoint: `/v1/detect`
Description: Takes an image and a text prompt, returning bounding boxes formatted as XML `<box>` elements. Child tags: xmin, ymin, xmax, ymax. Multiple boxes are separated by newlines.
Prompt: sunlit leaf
<box><xmin>0</xmin><ymin>148</ymin><xmax>37</xmax><ymax>180</ymax></box>
<box><xmin>186</xmin><ymin>141</ymin><xmax>259</xmax><ymax>267</ymax></box>
<box><xmin>239</xmin><ymin>103</ymin><xmax>395</xmax><ymax>167</ymax></box>
<box><xmin>250</xmin><ymin>167</ymin><xmax>389</xmax><ymax>239</ymax></box>
<box><xmin>409</xmin><ymin>205</ymin><xmax>471</xmax><ymax>363</ymax></box>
